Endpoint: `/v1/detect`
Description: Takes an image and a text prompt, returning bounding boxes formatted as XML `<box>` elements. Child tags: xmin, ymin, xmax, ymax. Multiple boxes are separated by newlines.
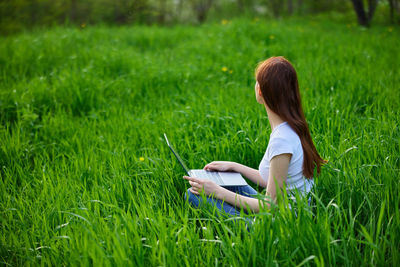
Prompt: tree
<box><xmin>288</xmin><ymin>0</ymin><xmax>294</xmax><ymax>15</ymax></box>
<box><xmin>350</xmin><ymin>0</ymin><xmax>378</xmax><ymax>27</ymax></box>
<box><xmin>388</xmin><ymin>0</ymin><xmax>400</xmax><ymax>23</ymax></box>
<box><xmin>190</xmin><ymin>0</ymin><xmax>214</xmax><ymax>23</ymax></box>
<box><xmin>269</xmin><ymin>0</ymin><xmax>284</xmax><ymax>17</ymax></box>
<box><xmin>157</xmin><ymin>0</ymin><xmax>167</xmax><ymax>24</ymax></box>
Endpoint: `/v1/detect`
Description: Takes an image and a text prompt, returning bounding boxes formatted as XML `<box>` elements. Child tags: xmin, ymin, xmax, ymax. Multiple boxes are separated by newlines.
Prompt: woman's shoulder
<box><xmin>265</xmin><ymin>123</ymin><xmax>302</xmax><ymax>160</ymax></box>
<box><xmin>270</xmin><ymin>122</ymin><xmax>301</xmax><ymax>146</ymax></box>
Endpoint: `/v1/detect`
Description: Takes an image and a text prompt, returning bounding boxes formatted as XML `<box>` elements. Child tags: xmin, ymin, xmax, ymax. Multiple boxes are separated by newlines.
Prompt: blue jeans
<box><xmin>184</xmin><ymin>186</ymin><xmax>313</xmax><ymax>230</ymax></box>
<box><xmin>184</xmin><ymin>185</ymin><xmax>259</xmax><ymax>230</ymax></box>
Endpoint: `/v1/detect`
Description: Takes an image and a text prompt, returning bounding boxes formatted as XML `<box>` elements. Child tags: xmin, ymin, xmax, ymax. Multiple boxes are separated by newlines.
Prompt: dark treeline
<box><xmin>0</xmin><ymin>0</ymin><xmax>399</xmax><ymax>34</ymax></box>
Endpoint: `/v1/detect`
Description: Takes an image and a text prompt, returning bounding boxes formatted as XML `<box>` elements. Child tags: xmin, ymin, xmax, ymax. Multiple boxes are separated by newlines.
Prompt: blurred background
<box><xmin>1</xmin><ymin>0</ymin><xmax>399</xmax><ymax>35</ymax></box>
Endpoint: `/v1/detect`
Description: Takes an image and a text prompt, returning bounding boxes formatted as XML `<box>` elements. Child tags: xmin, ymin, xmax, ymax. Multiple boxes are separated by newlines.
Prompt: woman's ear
<box><xmin>258</xmin><ymin>86</ymin><xmax>262</xmax><ymax>96</ymax></box>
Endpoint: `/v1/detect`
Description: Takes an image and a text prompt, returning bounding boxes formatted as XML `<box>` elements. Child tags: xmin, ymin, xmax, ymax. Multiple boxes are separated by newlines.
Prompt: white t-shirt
<box><xmin>259</xmin><ymin>121</ymin><xmax>314</xmax><ymax>203</ymax></box>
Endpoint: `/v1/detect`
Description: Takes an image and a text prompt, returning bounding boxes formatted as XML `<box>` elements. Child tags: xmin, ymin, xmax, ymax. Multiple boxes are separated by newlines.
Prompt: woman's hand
<box><xmin>183</xmin><ymin>176</ymin><xmax>222</xmax><ymax>198</ymax></box>
<box><xmin>203</xmin><ymin>161</ymin><xmax>237</xmax><ymax>172</ymax></box>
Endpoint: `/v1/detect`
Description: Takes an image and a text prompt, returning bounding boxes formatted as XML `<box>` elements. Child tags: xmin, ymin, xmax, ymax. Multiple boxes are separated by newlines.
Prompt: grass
<box><xmin>0</xmin><ymin>16</ymin><xmax>399</xmax><ymax>266</ymax></box>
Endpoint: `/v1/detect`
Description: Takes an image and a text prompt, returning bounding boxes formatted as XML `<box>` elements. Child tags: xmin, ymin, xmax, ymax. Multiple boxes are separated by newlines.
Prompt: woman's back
<box><xmin>259</xmin><ymin>121</ymin><xmax>314</xmax><ymax>200</ymax></box>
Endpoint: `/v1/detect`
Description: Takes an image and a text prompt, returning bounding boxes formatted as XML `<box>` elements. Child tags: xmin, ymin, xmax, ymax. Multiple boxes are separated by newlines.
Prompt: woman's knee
<box><xmin>241</xmin><ymin>185</ymin><xmax>258</xmax><ymax>197</ymax></box>
<box><xmin>185</xmin><ymin>188</ymin><xmax>200</xmax><ymax>207</ymax></box>
<box><xmin>185</xmin><ymin>188</ymin><xmax>226</xmax><ymax>213</ymax></box>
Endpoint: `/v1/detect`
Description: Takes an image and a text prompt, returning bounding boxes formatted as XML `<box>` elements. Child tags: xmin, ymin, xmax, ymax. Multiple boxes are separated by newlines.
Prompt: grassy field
<box><xmin>1</xmin><ymin>16</ymin><xmax>399</xmax><ymax>266</ymax></box>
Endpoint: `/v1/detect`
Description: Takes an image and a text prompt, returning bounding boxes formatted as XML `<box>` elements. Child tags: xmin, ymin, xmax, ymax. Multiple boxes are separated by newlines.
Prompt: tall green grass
<box><xmin>1</xmin><ymin>17</ymin><xmax>399</xmax><ymax>266</ymax></box>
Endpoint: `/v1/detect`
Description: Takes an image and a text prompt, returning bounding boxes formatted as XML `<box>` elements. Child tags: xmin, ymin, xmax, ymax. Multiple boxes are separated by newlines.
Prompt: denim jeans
<box><xmin>184</xmin><ymin>185</ymin><xmax>313</xmax><ymax>231</ymax></box>
<box><xmin>184</xmin><ymin>185</ymin><xmax>259</xmax><ymax>231</ymax></box>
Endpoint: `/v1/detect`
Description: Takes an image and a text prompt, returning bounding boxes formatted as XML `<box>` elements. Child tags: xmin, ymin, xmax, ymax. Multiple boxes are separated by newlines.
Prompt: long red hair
<box><xmin>255</xmin><ymin>56</ymin><xmax>326</xmax><ymax>179</ymax></box>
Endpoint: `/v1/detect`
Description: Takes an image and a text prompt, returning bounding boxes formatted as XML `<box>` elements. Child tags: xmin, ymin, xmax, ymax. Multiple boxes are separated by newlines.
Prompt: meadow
<box><xmin>1</xmin><ymin>16</ymin><xmax>399</xmax><ymax>266</ymax></box>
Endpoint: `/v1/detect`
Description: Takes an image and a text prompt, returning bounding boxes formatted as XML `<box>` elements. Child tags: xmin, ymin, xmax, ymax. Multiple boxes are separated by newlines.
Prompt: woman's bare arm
<box><xmin>215</xmin><ymin>154</ymin><xmax>291</xmax><ymax>213</ymax></box>
<box><xmin>233</xmin><ymin>163</ymin><xmax>267</xmax><ymax>188</ymax></box>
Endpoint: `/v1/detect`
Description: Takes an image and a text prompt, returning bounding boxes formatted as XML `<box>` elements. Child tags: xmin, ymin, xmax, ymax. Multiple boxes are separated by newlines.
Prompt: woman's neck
<box><xmin>265</xmin><ymin>105</ymin><xmax>285</xmax><ymax>131</ymax></box>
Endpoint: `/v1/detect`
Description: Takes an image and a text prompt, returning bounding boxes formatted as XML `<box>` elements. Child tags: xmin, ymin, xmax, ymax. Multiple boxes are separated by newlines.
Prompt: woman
<box><xmin>184</xmin><ymin>56</ymin><xmax>325</xmax><ymax>218</ymax></box>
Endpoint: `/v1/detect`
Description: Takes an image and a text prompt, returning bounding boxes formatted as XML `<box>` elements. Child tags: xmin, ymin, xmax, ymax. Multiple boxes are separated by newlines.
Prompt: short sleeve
<box><xmin>267</xmin><ymin>137</ymin><xmax>293</xmax><ymax>161</ymax></box>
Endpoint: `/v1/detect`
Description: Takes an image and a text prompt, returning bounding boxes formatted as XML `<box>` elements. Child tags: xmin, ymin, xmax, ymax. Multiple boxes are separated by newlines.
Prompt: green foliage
<box><xmin>1</xmin><ymin>0</ymin><xmax>395</xmax><ymax>35</ymax></box>
<box><xmin>1</xmin><ymin>17</ymin><xmax>399</xmax><ymax>265</ymax></box>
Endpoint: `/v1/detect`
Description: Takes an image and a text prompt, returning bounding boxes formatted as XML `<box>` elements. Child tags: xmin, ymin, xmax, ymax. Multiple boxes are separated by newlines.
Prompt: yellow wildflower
<box><xmin>221</xmin><ymin>67</ymin><xmax>228</xmax><ymax>72</ymax></box>
<box><xmin>139</xmin><ymin>157</ymin><xmax>145</xmax><ymax>161</ymax></box>
<box><xmin>229</xmin><ymin>70</ymin><xmax>233</xmax><ymax>74</ymax></box>
<box><xmin>221</xmin><ymin>19</ymin><xmax>229</xmax><ymax>25</ymax></box>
